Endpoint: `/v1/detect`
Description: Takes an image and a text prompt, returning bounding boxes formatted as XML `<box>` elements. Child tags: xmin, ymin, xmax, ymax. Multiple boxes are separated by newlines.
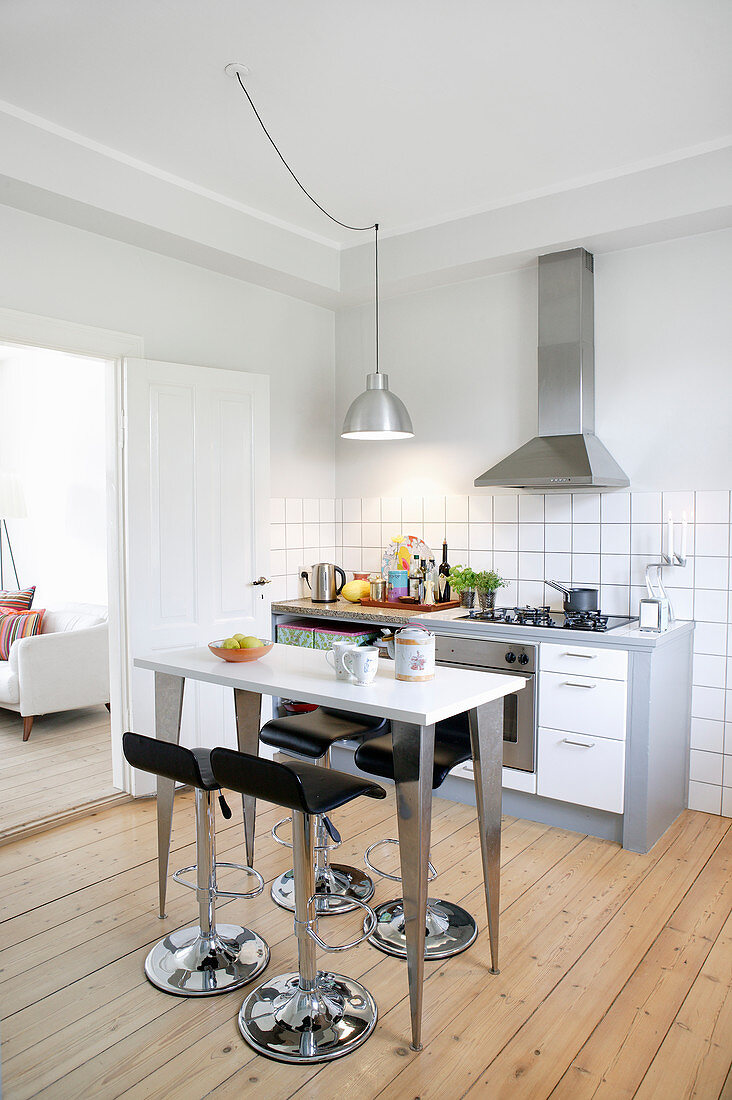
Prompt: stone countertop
<box><xmin>271</xmin><ymin>596</ymin><xmax>431</xmax><ymax>627</ymax></box>
<box><xmin>272</xmin><ymin>597</ymin><xmax>694</xmax><ymax>650</ymax></box>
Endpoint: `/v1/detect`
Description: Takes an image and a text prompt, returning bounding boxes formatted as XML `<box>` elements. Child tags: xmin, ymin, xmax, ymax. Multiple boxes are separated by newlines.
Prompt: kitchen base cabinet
<box><xmin>537</xmin><ymin>727</ymin><xmax>625</xmax><ymax>814</ymax></box>
<box><xmin>272</xmin><ymin>599</ymin><xmax>695</xmax><ymax>854</ymax></box>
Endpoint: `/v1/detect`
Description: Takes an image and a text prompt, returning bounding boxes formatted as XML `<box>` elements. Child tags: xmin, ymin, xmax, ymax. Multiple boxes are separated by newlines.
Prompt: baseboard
<box><xmin>0</xmin><ymin>791</ymin><xmax>133</xmax><ymax>847</ymax></box>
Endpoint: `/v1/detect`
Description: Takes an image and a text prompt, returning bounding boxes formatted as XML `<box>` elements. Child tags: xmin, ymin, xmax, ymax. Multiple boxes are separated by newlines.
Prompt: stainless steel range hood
<box><xmin>475</xmin><ymin>248</ymin><xmax>629</xmax><ymax>491</ymax></box>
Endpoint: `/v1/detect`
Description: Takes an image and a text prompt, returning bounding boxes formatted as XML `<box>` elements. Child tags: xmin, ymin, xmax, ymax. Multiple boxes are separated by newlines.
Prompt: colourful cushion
<box><xmin>0</xmin><ymin>586</ymin><xmax>36</xmax><ymax>613</ymax></box>
<box><xmin>0</xmin><ymin>609</ymin><xmax>45</xmax><ymax>660</ymax></box>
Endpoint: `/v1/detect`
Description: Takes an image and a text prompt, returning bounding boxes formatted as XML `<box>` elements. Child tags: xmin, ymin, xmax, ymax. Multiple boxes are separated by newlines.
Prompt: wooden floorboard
<box><xmin>0</xmin><ymin>705</ymin><xmax>122</xmax><ymax>840</ymax></box>
<box><xmin>0</xmin><ymin>789</ymin><xmax>729</xmax><ymax>1100</ymax></box>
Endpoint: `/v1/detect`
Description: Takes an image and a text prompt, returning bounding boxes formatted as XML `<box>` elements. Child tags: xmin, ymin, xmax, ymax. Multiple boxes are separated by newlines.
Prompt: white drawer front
<box><xmin>540</xmin><ymin>642</ymin><xmax>627</xmax><ymax>681</ymax></box>
<box><xmin>538</xmin><ymin>727</ymin><xmax>625</xmax><ymax>813</ymax></box>
<box><xmin>539</xmin><ymin>670</ymin><xmax>627</xmax><ymax>740</ymax></box>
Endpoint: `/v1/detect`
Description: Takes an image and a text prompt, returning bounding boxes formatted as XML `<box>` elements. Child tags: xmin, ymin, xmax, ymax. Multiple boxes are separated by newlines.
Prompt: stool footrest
<box><xmin>302</xmin><ymin>893</ymin><xmax>377</xmax><ymax>952</ymax></box>
<box><xmin>173</xmin><ymin>861</ymin><xmax>264</xmax><ymax>900</ymax></box>
<box><xmin>272</xmin><ymin>815</ymin><xmax>340</xmax><ymax>854</ymax></box>
<box><xmin>364</xmin><ymin>838</ymin><xmax>437</xmax><ymax>884</ymax></box>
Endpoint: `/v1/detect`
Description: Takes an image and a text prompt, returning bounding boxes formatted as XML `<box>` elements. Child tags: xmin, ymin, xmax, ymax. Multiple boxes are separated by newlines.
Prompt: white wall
<box><xmin>335</xmin><ymin>229</ymin><xmax>732</xmax><ymax>497</ymax></box>
<box><xmin>0</xmin><ymin>347</ymin><xmax>108</xmax><ymax>607</ymax></box>
<box><xmin>0</xmin><ymin>204</ymin><xmax>336</xmax><ymax>498</ymax></box>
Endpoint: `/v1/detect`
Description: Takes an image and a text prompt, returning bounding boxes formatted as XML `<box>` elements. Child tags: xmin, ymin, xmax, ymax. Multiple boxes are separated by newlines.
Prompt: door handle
<box><xmin>251</xmin><ymin>577</ymin><xmax>271</xmax><ymax>586</ymax></box>
<box><xmin>562</xmin><ymin>680</ymin><xmax>597</xmax><ymax>689</ymax></box>
<box><xmin>561</xmin><ymin>737</ymin><xmax>595</xmax><ymax>748</ymax></box>
<box><xmin>564</xmin><ymin>651</ymin><xmax>597</xmax><ymax>659</ymax></box>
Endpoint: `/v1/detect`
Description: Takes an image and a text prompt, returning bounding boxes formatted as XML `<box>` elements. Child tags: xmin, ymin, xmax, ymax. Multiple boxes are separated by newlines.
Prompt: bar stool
<box><xmin>123</xmin><ymin>732</ymin><xmax>270</xmax><ymax>996</ymax></box>
<box><xmin>259</xmin><ymin>707</ymin><xmax>387</xmax><ymax>915</ymax></box>
<box><xmin>211</xmin><ymin>745</ymin><xmax>386</xmax><ymax>1064</ymax></box>
<box><xmin>354</xmin><ymin>715</ymin><xmax>478</xmax><ymax>960</ymax></box>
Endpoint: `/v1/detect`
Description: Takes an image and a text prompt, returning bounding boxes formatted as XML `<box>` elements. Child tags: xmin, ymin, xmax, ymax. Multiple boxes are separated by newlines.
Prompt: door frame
<box><xmin>0</xmin><ymin>306</ymin><xmax>143</xmax><ymax>793</ymax></box>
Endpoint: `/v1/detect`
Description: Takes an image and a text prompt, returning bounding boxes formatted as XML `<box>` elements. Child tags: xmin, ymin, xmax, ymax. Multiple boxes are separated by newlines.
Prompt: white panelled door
<box><xmin>125</xmin><ymin>359</ymin><xmax>270</xmax><ymax>793</ymax></box>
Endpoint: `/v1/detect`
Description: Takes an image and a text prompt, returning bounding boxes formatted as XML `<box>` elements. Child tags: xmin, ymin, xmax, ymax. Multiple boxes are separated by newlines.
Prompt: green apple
<box><xmin>233</xmin><ymin>633</ymin><xmax>247</xmax><ymax>642</ymax></box>
<box><xmin>238</xmin><ymin>636</ymin><xmax>262</xmax><ymax>649</ymax></box>
<box><xmin>221</xmin><ymin>638</ymin><xmax>239</xmax><ymax>650</ymax></box>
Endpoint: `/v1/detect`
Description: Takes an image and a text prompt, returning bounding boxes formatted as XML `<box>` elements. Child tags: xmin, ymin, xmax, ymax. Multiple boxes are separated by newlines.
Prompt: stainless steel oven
<box><xmin>435</xmin><ymin>635</ymin><xmax>536</xmax><ymax>772</ymax></box>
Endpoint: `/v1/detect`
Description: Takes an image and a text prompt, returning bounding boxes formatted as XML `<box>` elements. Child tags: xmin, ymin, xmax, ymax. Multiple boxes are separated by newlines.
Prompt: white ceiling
<box><xmin>1</xmin><ymin>0</ymin><xmax>730</xmax><ymax>246</ymax></box>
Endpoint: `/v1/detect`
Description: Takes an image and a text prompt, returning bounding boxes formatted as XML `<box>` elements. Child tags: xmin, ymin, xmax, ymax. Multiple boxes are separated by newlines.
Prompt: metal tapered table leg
<box><xmin>391</xmin><ymin>720</ymin><xmax>435</xmax><ymax>1052</ymax></box>
<box><xmin>154</xmin><ymin>672</ymin><xmax>185</xmax><ymax>919</ymax></box>
<box><xmin>234</xmin><ymin>689</ymin><xmax>262</xmax><ymax>868</ymax></box>
<box><xmin>468</xmin><ymin>701</ymin><xmax>504</xmax><ymax>974</ymax></box>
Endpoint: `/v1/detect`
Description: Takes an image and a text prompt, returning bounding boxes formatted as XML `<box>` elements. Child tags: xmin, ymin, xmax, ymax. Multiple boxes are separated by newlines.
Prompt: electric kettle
<box><xmin>307</xmin><ymin>563</ymin><xmax>347</xmax><ymax>603</ymax></box>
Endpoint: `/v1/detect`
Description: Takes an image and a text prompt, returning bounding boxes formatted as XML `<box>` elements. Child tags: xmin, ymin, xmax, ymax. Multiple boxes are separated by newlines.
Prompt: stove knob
<box><xmin>518</xmin><ymin>653</ymin><xmax>529</xmax><ymax>665</ymax></box>
<box><xmin>505</xmin><ymin>651</ymin><xmax>517</xmax><ymax>664</ymax></box>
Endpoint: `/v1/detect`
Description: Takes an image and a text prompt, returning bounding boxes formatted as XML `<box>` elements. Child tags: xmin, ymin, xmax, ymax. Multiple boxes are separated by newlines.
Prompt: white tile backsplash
<box><xmin>545</xmin><ymin>494</ymin><xmax>572</xmax><ymax>523</ymax></box>
<box><xmin>631</xmin><ymin>492</ymin><xmax>662</xmax><ymax>524</ymax></box>
<box><xmin>695</xmin><ymin>490</ymin><xmax>730</xmax><ymax>524</ymax></box>
<box><xmin>469</xmin><ymin>495</ymin><xmax>493</xmax><ymax>522</ymax></box>
<box><xmin>519</xmin><ymin>494</ymin><xmax>544</xmax><ymax>523</ymax></box>
<box><xmin>271</xmin><ymin>487</ymin><xmax>732</xmax><ymax>818</ymax></box>
<box><xmin>601</xmin><ymin>492</ymin><xmax>631</xmax><ymax>524</ymax></box>
<box><xmin>493</xmin><ymin>494</ymin><xmax>518</xmax><ymax>523</ymax></box>
<box><xmin>303</xmin><ymin>498</ymin><xmax>319</xmax><ymax>524</ymax></box>
<box><xmin>446</xmin><ymin>495</ymin><xmax>469</xmax><ymax>522</ymax></box>
<box><xmin>695</xmin><ymin>524</ymin><xmax>730</xmax><ymax>557</ymax></box>
<box><xmin>361</xmin><ymin>497</ymin><xmax>381</xmax><ymax>523</ymax></box>
<box><xmin>518</xmin><ymin>524</ymin><xmax>544</xmax><ymax>552</ymax></box>
<box><xmin>572</xmin><ymin>494</ymin><xmax>600</xmax><ymax>523</ymax></box>
<box><xmin>572</xmin><ymin>525</ymin><xmax>600</xmax><ymax>555</ymax></box>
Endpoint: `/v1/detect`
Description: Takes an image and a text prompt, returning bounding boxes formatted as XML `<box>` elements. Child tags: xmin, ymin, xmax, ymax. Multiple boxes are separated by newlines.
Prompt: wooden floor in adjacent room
<box><xmin>0</xmin><ymin>705</ymin><xmax>125</xmax><ymax>842</ymax></box>
<box><xmin>0</xmin><ymin>788</ymin><xmax>730</xmax><ymax>1099</ymax></box>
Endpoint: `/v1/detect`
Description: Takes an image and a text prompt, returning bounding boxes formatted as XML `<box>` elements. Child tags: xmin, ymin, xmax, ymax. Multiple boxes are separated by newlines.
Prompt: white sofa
<box><xmin>0</xmin><ymin>603</ymin><xmax>110</xmax><ymax>740</ymax></box>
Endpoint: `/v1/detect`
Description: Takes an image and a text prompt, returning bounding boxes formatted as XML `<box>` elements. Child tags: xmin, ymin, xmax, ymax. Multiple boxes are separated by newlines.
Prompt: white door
<box><xmin>125</xmin><ymin>358</ymin><xmax>270</xmax><ymax>793</ymax></box>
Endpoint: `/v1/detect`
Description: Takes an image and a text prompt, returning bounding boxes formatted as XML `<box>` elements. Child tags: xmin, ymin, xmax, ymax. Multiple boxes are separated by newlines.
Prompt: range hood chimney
<box><xmin>475</xmin><ymin>247</ymin><xmax>629</xmax><ymax>491</ymax></box>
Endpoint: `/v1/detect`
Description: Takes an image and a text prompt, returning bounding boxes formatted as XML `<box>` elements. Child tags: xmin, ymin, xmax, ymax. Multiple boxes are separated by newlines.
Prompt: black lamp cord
<box><xmin>235</xmin><ymin>72</ymin><xmax>380</xmax><ymax>373</ymax></box>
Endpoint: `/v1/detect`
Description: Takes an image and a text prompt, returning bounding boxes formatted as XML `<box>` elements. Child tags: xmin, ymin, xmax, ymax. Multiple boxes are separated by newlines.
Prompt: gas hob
<box><xmin>459</xmin><ymin>605</ymin><xmax>635</xmax><ymax>632</ymax></box>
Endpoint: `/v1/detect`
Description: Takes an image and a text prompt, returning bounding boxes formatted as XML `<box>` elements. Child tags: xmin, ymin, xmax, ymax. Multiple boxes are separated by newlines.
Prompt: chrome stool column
<box><xmin>354</xmin><ymin>720</ymin><xmax>478</xmax><ymax>961</ymax></box>
<box><xmin>211</xmin><ymin>745</ymin><xmax>386</xmax><ymax>1063</ymax></box>
<box><xmin>260</xmin><ymin>707</ymin><xmax>386</xmax><ymax>915</ymax></box>
<box><xmin>123</xmin><ymin>732</ymin><xmax>270</xmax><ymax>996</ymax></box>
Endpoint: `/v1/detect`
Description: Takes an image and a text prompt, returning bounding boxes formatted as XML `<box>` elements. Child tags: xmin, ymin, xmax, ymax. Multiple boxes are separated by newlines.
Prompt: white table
<box><xmin>134</xmin><ymin>643</ymin><xmax>526</xmax><ymax>1050</ymax></box>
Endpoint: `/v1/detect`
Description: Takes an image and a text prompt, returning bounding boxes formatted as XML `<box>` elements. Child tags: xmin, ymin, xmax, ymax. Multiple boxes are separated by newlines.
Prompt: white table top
<box><xmin>134</xmin><ymin>643</ymin><xmax>526</xmax><ymax>726</ymax></box>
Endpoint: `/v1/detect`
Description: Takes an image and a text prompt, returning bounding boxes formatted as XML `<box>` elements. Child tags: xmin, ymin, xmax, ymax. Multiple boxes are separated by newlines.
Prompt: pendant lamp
<box><xmin>230</xmin><ymin>67</ymin><xmax>414</xmax><ymax>441</ymax></box>
<box><xmin>340</xmin><ymin>224</ymin><xmax>413</xmax><ymax>440</ymax></box>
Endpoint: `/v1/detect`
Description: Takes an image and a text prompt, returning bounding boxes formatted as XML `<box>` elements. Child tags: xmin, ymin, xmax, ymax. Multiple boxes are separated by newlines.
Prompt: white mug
<box><xmin>325</xmin><ymin>639</ymin><xmax>354</xmax><ymax>681</ymax></box>
<box><xmin>342</xmin><ymin>645</ymin><xmax>379</xmax><ymax>686</ymax></box>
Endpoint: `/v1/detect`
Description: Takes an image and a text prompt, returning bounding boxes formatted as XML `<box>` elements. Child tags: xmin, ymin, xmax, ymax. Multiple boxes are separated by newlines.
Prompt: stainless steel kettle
<box><xmin>307</xmin><ymin>563</ymin><xmax>347</xmax><ymax>603</ymax></box>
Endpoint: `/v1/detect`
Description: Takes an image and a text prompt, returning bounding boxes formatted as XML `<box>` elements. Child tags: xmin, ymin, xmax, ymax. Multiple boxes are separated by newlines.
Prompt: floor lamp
<box><xmin>0</xmin><ymin>473</ymin><xmax>26</xmax><ymax>589</ymax></box>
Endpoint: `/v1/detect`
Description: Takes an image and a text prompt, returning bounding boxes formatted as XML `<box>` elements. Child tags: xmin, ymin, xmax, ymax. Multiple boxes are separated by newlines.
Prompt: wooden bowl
<box><xmin>209</xmin><ymin>640</ymin><xmax>274</xmax><ymax>663</ymax></box>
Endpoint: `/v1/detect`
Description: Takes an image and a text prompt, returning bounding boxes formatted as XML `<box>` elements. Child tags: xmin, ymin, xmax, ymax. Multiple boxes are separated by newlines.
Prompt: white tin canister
<box><xmin>386</xmin><ymin>626</ymin><xmax>435</xmax><ymax>682</ymax></box>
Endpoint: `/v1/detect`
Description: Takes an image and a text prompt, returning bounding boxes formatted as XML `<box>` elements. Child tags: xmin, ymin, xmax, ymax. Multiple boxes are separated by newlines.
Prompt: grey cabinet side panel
<box><xmin>623</xmin><ymin>632</ymin><xmax>693</xmax><ymax>853</ymax></box>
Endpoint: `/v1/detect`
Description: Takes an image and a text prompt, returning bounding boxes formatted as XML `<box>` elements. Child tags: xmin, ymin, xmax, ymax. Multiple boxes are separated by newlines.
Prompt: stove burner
<box><xmin>461</xmin><ymin>604</ymin><xmax>630</xmax><ymax>632</ymax></box>
<box><xmin>563</xmin><ymin>610</ymin><xmax>610</xmax><ymax>632</ymax></box>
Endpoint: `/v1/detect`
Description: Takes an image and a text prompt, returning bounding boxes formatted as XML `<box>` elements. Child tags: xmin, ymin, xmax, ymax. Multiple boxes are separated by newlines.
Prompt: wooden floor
<box><xmin>0</xmin><ymin>705</ymin><xmax>124</xmax><ymax>841</ymax></box>
<box><xmin>0</xmin><ymin>788</ymin><xmax>730</xmax><ymax>1099</ymax></box>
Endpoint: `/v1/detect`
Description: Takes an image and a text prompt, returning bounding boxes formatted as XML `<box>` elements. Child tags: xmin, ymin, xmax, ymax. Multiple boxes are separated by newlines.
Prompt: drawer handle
<box><xmin>564</xmin><ymin>651</ymin><xmax>597</xmax><ymax>659</ymax></box>
<box><xmin>562</xmin><ymin>680</ymin><xmax>597</xmax><ymax>689</ymax></box>
<box><xmin>561</xmin><ymin>737</ymin><xmax>595</xmax><ymax>748</ymax></box>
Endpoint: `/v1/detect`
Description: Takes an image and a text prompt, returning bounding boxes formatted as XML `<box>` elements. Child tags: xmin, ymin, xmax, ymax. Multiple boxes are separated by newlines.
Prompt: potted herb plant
<box><xmin>474</xmin><ymin>569</ymin><xmax>507</xmax><ymax>611</ymax></box>
<box><xmin>447</xmin><ymin>565</ymin><xmax>479</xmax><ymax>608</ymax></box>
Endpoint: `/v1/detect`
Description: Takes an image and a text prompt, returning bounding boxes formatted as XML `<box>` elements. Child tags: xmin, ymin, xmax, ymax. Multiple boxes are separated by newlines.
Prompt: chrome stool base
<box><xmin>271</xmin><ymin>863</ymin><xmax>374</xmax><ymax>915</ymax></box>
<box><xmin>144</xmin><ymin>922</ymin><xmax>270</xmax><ymax>996</ymax></box>
<box><xmin>238</xmin><ymin>970</ymin><xmax>378</xmax><ymax>1063</ymax></box>
<box><xmin>367</xmin><ymin>898</ymin><xmax>478</xmax><ymax>960</ymax></box>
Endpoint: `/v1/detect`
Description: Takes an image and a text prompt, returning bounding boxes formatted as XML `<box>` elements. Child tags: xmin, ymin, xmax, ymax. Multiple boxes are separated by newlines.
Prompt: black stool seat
<box><xmin>259</xmin><ymin>707</ymin><xmax>386</xmax><ymax>759</ymax></box>
<box><xmin>211</xmin><ymin>747</ymin><xmax>386</xmax><ymax>814</ymax></box>
<box><xmin>354</xmin><ymin>723</ymin><xmax>471</xmax><ymax>790</ymax></box>
<box><xmin>123</xmin><ymin>731</ymin><xmax>219</xmax><ymax>791</ymax></box>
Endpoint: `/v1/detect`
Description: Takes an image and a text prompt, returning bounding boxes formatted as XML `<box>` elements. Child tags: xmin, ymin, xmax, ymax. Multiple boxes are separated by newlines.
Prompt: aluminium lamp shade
<box><xmin>341</xmin><ymin>373</ymin><xmax>414</xmax><ymax>440</ymax></box>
